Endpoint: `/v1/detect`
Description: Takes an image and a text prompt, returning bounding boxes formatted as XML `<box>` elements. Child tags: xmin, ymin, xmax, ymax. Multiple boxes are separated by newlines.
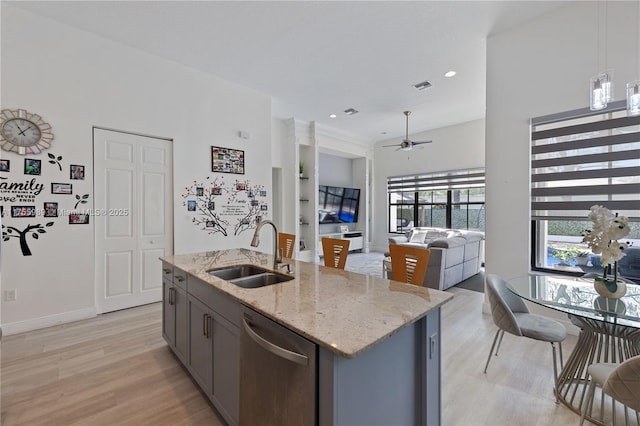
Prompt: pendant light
<box><xmin>591</xmin><ymin>1</ymin><xmax>614</xmax><ymax>111</ymax></box>
<box><xmin>627</xmin><ymin>1</ymin><xmax>640</xmax><ymax>115</ymax></box>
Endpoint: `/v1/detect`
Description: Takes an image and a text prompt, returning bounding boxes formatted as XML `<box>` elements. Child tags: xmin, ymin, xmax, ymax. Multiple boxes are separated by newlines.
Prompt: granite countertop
<box><xmin>161</xmin><ymin>248</ymin><xmax>453</xmax><ymax>359</ymax></box>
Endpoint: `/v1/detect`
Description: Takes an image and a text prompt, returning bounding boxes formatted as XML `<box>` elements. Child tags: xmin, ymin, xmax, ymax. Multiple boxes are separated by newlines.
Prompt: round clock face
<box><xmin>0</xmin><ymin>109</ymin><xmax>54</xmax><ymax>155</ymax></box>
<box><xmin>2</xmin><ymin>118</ymin><xmax>42</xmax><ymax>147</ymax></box>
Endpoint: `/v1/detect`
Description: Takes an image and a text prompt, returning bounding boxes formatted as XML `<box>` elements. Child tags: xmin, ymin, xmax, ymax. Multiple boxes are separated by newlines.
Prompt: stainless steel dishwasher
<box><xmin>240</xmin><ymin>306</ymin><xmax>317</xmax><ymax>426</ymax></box>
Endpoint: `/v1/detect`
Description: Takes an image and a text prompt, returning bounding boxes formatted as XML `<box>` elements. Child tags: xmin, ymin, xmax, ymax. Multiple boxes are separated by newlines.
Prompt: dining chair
<box><xmin>483</xmin><ymin>274</ymin><xmax>567</xmax><ymax>395</ymax></box>
<box><xmin>278</xmin><ymin>232</ymin><xmax>296</xmax><ymax>259</ymax></box>
<box><xmin>321</xmin><ymin>238</ymin><xmax>350</xmax><ymax>269</ymax></box>
<box><xmin>388</xmin><ymin>244</ymin><xmax>430</xmax><ymax>286</ymax></box>
<box><xmin>579</xmin><ymin>355</ymin><xmax>640</xmax><ymax>426</ymax></box>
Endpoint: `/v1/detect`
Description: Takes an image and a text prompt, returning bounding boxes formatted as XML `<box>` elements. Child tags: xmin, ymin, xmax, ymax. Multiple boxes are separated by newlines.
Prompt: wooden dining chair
<box><xmin>388</xmin><ymin>244</ymin><xmax>430</xmax><ymax>286</ymax></box>
<box><xmin>278</xmin><ymin>232</ymin><xmax>296</xmax><ymax>259</ymax></box>
<box><xmin>321</xmin><ymin>238</ymin><xmax>350</xmax><ymax>269</ymax></box>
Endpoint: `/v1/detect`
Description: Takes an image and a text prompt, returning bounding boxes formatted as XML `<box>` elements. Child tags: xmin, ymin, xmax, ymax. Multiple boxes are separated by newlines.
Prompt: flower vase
<box><xmin>594</xmin><ymin>278</ymin><xmax>627</xmax><ymax>299</ymax></box>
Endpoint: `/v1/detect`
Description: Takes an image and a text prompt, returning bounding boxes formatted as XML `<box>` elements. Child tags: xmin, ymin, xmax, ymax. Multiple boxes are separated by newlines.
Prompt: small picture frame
<box><xmin>11</xmin><ymin>205</ymin><xmax>36</xmax><ymax>218</ymax></box>
<box><xmin>340</xmin><ymin>225</ymin><xmax>349</xmax><ymax>233</ymax></box>
<box><xmin>51</xmin><ymin>183</ymin><xmax>73</xmax><ymax>194</ymax></box>
<box><xmin>212</xmin><ymin>146</ymin><xmax>245</xmax><ymax>175</ymax></box>
<box><xmin>24</xmin><ymin>158</ymin><xmax>41</xmax><ymax>175</ymax></box>
<box><xmin>196</xmin><ymin>187</ymin><xmax>204</xmax><ymax>196</ymax></box>
<box><xmin>299</xmin><ymin>240</ymin><xmax>306</xmax><ymax>251</ymax></box>
<box><xmin>44</xmin><ymin>202</ymin><xmax>58</xmax><ymax>217</ymax></box>
<box><xmin>70</xmin><ymin>164</ymin><xmax>85</xmax><ymax>180</ymax></box>
<box><xmin>69</xmin><ymin>213</ymin><xmax>90</xmax><ymax>224</ymax></box>
<box><xmin>0</xmin><ymin>159</ymin><xmax>10</xmax><ymax>172</ymax></box>
<box><xmin>187</xmin><ymin>200</ymin><xmax>197</xmax><ymax>211</ymax></box>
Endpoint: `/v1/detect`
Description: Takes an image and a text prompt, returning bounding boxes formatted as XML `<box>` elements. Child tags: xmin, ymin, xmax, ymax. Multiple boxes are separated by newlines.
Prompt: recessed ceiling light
<box><xmin>380</xmin><ymin>131</ymin><xmax>387</xmax><ymax>135</ymax></box>
<box><xmin>329</xmin><ymin>113</ymin><xmax>337</xmax><ymax>119</ymax></box>
<box><xmin>413</xmin><ymin>80</ymin><xmax>432</xmax><ymax>91</ymax></box>
<box><xmin>445</xmin><ymin>70</ymin><xmax>457</xmax><ymax>78</ymax></box>
<box><xmin>344</xmin><ymin>108</ymin><xmax>359</xmax><ymax>115</ymax></box>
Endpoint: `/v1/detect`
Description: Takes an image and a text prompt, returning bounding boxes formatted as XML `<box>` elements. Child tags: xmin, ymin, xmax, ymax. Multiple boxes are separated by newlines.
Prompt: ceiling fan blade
<box><xmin>382</xmin><ymin>143</ymin><xmax>400</xmax><ymax>148</ymax></box>
<box><xmin>411</xmin><ymin>140</ymin><xmax>432</xmax><ymax>145</ymax></box>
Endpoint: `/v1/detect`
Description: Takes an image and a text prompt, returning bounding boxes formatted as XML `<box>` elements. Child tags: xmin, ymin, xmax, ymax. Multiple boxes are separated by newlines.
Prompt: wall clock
<box><xmin>0</xmin><ymin>109</ymin><xmax>54</xmax><ymax>155</ymax></box>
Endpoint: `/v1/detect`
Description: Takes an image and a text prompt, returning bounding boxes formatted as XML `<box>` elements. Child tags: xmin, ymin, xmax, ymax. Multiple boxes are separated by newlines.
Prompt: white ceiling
<box><xmin>10</xmin><ymin>1</ymin><xmax>568</xmax><ymax>143</ymax></box>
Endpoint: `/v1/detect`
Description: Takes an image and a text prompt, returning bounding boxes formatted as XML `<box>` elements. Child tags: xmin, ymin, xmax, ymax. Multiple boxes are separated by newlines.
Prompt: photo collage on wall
<box><xmin>182</xmin><ymin>166</ymin><xmax>269</xmax><ymax>237</ymax></box>
<box><xmin>1</xmin><ymin>151</ymin><xmax>89</xmax><ymax>256</ymax></box>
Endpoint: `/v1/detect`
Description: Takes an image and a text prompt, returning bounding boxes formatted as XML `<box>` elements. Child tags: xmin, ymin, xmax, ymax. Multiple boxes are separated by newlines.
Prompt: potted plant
<box><xmin>551</xmin><ymin>247</ymin><xmax>579</xmax><ymax>267</ymax></box>
<box><xmin>575</xmin><ymin>250</ymin><xmax>590</xmax><ymax>266</ymax></box>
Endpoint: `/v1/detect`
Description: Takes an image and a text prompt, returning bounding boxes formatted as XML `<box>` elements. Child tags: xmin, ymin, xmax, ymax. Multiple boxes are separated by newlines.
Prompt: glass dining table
<box><xmin>507</xmin><ymin>275</ymin><xmax>640</xmax><ymax>422</ymax></box>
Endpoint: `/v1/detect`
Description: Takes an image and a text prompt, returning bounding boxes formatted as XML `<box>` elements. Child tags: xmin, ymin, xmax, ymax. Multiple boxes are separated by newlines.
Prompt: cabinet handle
<box><xmin>168</xmin><ymin>287</ymin><xmax>174</xmax><ymax>305</ymax></box>
<box><xmin>175</xmin><ymin>275</ymin><xmax>185</xmax><ymax>283</ymax></box>
<box><xmin>163</xmin><ymin>268</ymin><xmax>171</xmax><ymax>275</ymax></box>
<box><xmin>207</xmin><ymin>315</ymin><xmax>212</xmax><ymax>339</ymax></box>
<box><xmin>202</xmin><ymin>313</ymin><xmax>207</xmax><ymax>337</ymax></box>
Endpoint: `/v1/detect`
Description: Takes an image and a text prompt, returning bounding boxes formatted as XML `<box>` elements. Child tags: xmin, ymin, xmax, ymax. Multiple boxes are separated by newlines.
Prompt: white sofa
<box><xmin>386</xmin><ymin>227</ymin><xmax>485</xmax><ymax>291</ymax></box>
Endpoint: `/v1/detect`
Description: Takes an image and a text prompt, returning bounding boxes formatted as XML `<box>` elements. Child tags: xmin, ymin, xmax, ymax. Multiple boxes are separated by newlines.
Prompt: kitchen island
<box><xmin>161</xmin><ymin>248</ymin><xmax>453</xmax><ymax>426</ymax></box>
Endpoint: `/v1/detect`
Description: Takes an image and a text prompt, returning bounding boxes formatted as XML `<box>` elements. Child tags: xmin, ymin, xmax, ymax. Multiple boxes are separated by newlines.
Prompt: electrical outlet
<box><xmin>4</xmin><ymin>289</ymin><xmax>17</xmax><ymax>302</ymax></box>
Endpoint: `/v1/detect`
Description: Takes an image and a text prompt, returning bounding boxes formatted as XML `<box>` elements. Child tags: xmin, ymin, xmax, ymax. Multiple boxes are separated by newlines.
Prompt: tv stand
<box><xmin>319</xmin><ymin>231</ymin><xmax>364</xmax><ymax>253</ymax></box>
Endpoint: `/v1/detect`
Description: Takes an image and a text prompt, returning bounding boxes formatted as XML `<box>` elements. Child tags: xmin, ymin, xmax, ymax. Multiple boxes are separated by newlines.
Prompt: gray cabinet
<box><xmin>183</xmin><ymin>276</ymin><xmax>240</xmax><ymax>426</ymax></box>
<box><xmin>187</xmin><ymin>295</ymin><xmax>213</xmax><ymax>393</ymax></box>
<box><xmin>212</xmin><ymin>312</ymin><xmax>240</xmax><ymax>424</ymax></box>
<box><xmin>162</xmin><ymin>263</ymin><xmax>187</xmax><ymax>363</ymax></box>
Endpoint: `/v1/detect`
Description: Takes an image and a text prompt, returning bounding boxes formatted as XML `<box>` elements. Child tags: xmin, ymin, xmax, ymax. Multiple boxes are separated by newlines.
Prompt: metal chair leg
<box><xmin>551</xmin><ymin>342</ymin><xmax>559</xmax><ymax>403</ymax></box>
<box><xmin>495</xmin><ymin>329</ymin><xmax>505</xmax><ymax>355</ymax></box>
<box><xmin>579</xmin><ymin>375</ymin><xmax>597</xmax><ymax>426</ymax></box>
<box><xmin>484</xmin><ymin>329</ymin><xmax>501</xmax><ymax>373</ymax></box>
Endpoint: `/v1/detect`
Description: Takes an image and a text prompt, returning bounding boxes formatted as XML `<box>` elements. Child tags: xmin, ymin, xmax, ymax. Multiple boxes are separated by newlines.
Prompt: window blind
<box><xmin>531</xmin><ymin>100</ymin><xmax>640</xmax><ymax>221</ymax></box>
<box><xmin>387</xmin><ymin>168</ymin><xmax>485</xmax><ymax>193</ymax></box>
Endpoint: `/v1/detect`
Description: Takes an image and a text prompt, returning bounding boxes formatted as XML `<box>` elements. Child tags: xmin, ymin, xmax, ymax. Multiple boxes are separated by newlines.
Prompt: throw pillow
<box><xmin>409</xmin><ymin>230</ymin><xmax>428</xmax><ymax>243</ymax></box>
<box><xmin>426</xmin><ymin>231</ymin><xmax>448</xmax><ymax>240</ymax></box>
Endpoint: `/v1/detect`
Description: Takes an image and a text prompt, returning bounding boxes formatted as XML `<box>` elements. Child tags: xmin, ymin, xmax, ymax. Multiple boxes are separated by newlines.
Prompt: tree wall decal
<box><xmin>2</xmin><ymin>222</ymin><xmax>54</xmax><ymax>256</ymax></box>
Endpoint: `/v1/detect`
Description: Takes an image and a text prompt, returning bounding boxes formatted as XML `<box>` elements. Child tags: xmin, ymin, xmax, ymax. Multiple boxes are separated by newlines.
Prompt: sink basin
<box><xmin>229</xmin><ymin>272</ymin><xmax>294</xmax><ymax>289</ymax></box>
<box><xmin>208</xmin><ymin>264</ymin><xmax>270</xmax><ymax>280</ymax></box>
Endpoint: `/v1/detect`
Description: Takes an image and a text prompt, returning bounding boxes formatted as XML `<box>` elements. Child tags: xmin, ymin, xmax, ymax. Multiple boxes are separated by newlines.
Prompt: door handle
<box><xmin>242</xmin><ymin>317</ymin><xmax>308</xmax><ymax>366</ymax></box>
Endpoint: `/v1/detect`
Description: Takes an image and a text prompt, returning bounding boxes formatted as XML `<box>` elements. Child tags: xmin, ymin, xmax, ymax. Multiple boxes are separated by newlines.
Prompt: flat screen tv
<box><xmin>318</xmin><ymin>185</ymin><xmax>360</xmax><ymax>224</ymax></box>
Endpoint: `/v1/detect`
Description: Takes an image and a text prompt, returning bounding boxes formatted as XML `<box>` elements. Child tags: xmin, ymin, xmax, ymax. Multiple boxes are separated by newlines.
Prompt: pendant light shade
<box><xmin>591</xmin><ymin>72</ymin><xmax>613</xmax><ymax>110</ymax></box>
<box><xmin>627</xmin><ymin>81</ymin><xmax>640</xmax><ymax>115</ymax></box>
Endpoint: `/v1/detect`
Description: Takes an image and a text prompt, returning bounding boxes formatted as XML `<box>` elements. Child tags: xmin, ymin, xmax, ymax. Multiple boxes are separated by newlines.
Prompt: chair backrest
<box><xmin>602</xmin><ymin>354</ymin><xmax>640</xmax><ymax>412</ymax></box>
<box><xmin>322</xmin><ymin>238</ymin><xmax>350</xmax><ymax>269</ymax></box>
<box><xmin>278</xmin><ymin>232</ymin><xmax>296</xmax><ymax>259</ymax></box>
<box><xmin>388</xmin><ymin>244</ymin><xmax>430</xmax><ymax>286</ymax></box>
<box><xmin>485</xmin><ymin>274</ymin><xmax>528</xmax><ymax>336</ymax></box>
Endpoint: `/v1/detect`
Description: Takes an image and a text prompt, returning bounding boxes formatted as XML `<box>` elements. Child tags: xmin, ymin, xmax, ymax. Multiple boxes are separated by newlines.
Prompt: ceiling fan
<box><xmin>383</xmin><ymin>111</ymin><xmax>432</xmax><ymax>151</ymax></box>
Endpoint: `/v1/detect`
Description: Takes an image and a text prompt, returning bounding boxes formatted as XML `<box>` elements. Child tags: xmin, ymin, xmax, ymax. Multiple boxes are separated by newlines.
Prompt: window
<box><xmin>388</xmin><ymin>168</ymin><xmax>485</xmax><ymax>233</ymax></box>
<box><xmin>530</xmin><ymin>101</ymin><xmax>640</xmax><ymax>281</ymax></box>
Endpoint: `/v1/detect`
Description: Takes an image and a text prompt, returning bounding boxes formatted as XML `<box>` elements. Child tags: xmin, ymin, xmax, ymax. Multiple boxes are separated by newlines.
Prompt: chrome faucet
<box><xmin>250</xmin><ymin>220</ymin><xmax>282</xmax><ymax>270</ymax></box>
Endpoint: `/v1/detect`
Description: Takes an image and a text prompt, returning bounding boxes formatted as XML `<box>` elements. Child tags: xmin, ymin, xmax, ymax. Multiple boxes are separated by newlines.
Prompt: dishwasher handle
<box><xmin>242</xmin><ymin>317</ymin><xmax>308</xmax><ymax>366</ymax></box>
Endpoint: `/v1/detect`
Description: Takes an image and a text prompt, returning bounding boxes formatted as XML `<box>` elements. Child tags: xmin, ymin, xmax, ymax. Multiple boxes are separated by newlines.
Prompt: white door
<box><xmin>94</xmin><ymin>129</ymin><xmax>173</xmax><ymax>313</ymax></box>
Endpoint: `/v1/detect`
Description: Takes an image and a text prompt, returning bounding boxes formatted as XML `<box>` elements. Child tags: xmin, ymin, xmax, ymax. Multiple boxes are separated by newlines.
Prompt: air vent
<box><xmin>413</xmin><ymin>80</ymin><xmax>432</xmax><ymax>91</ymax></box>
<box><xmin>344</xmin><ymin>108</ymin><xmax>359</xmax><ymax>115</ymax></box>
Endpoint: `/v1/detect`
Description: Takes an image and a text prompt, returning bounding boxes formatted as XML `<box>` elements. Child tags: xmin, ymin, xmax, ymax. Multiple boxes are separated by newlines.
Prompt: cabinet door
<box><xmin>173</xmin><ymin>285</ymin><xmax>188</xmax><ymax>363</ymax></box>
<box><xmin>187</xmin><ymin>296</ymin><xmax>213</xmax><ymax>395</ymax></box>
<box><xmin>212</xmin><ymin>312</ymin><xmax>240</xmax><ymax>425</ymax></box>
<box><xmin>162</xmin><ymin>279</ymin><xmax>175</xmax><ymax>347</ymax></box>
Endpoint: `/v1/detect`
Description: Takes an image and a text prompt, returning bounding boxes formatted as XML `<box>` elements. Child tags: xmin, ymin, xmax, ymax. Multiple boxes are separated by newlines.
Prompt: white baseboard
<box><xmin>1</xmin><ymin>307</ymin><xmax>97</xmax><ymax>336</ymax></box>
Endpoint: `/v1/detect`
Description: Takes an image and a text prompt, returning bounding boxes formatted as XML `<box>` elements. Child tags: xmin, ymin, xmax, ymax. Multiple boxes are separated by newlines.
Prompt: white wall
<box><xmin>371</xmin><ymin>118</ymin><xmax>485</xmax><ymax>252</ymax></box>
<box><xmin>319</xmin><ymin>153</ymin><xmax>353</xmax><ymax>186</ymax></box>
<box><xmin>485</xmin><ymin>1</ymin><xmax>636</xmax><ymax>280</ymax></box>
<box><xmin>1</xmin><ymin>5</ymin><xmax>272</xmax><ymax>332</ymax></box>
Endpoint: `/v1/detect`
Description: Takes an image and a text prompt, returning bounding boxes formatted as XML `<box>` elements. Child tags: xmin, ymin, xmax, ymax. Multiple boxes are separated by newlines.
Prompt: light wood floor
<box><xmin>1</xmin><ymin>287</ymin><xmax>581</xmax><ymax>426</ymax></box>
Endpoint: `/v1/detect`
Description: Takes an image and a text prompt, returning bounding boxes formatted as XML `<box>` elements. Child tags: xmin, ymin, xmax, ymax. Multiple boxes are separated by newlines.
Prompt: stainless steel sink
<box><xmin>229</xmin><ymin>272</ymin><xmax>294</xmax><ymax>289</ymax></box>
<box><xmin>208</xmin><ymin>264</ymin><xmax>294</xmax><ymax>288</ymax></box>
<box><xmin>208</xmin><ymin>264</ymin><xmax>270</xmax><ymax>280</ymax></box>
